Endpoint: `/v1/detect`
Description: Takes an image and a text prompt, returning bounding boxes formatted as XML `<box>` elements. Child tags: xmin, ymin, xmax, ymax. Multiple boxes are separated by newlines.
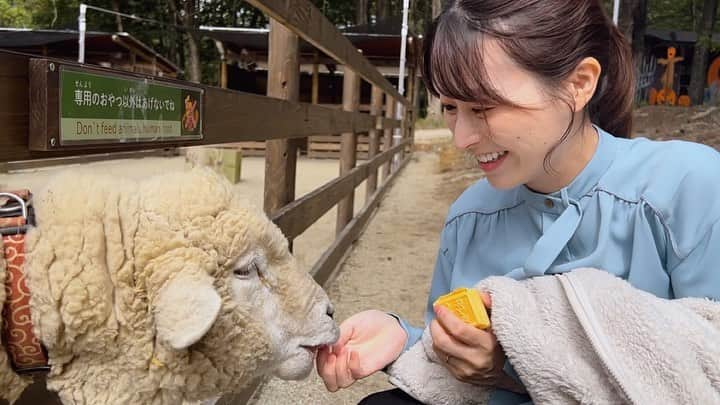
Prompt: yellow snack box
<box><xmin>434</xmin><ymin>288</ymin><xmax>491</xmax><ymax>329</ymax></box>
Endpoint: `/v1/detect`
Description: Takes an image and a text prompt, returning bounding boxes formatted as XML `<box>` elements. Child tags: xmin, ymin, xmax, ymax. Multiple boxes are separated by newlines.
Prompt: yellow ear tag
<box><xmin>434</xmin><ymin>288</ymin><xmax>491</xmax><ymax>329</ymax></box>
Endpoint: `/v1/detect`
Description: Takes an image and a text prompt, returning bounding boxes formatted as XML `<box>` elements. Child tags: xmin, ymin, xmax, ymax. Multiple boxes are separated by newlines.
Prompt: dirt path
<box><xmin>250</xmin><ymin>148</ymin><xmax>462</xmax><ymax>404</ymax></box>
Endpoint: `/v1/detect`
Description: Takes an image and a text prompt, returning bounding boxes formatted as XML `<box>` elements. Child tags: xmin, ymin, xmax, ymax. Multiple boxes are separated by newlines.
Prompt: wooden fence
<box><xmin>0</xmin><ymin>0</ymin><xmax>418</xmax><ymax>403</ymax></box>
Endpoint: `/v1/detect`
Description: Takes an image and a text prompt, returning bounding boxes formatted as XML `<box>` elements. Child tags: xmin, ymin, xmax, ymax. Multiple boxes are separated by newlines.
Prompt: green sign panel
<box><xmin>59</xmin><ymin>67</ymin><xmax>203</xmax><ymax>145</ymax></box>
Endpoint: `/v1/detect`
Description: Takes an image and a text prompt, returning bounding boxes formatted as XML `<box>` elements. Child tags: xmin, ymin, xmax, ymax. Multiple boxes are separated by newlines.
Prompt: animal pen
<box><xmin>0</xmin><ymin>0</ymin><xmax>418</xmax><ymax>403</ymax></box>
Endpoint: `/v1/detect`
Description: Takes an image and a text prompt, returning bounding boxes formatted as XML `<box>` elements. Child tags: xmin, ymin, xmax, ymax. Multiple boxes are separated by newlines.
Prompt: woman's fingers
<box><xmin>434</xmin><ymin>305</ymin><xmax>492</xmax><ymax>347</ymax></box>
<box><xmin>479</xmin><ymin>291</ymin><xmax>492</xmax><ymax>308</ymax></box>
<box><xmin>348</xmin><ymin>350</ymin><xmax>365</xmax><ymax>379</ymax></box>
<box><xmin>334</xmin><ymin>349</ymin><xmax>356</xmax><ymax>389</ymax></box>
<box><xmin>430</xmin><ymin>318</ymin><xmax>464</xmax><ymax>358</ymax></box>
<box><xmin>332</xmin><ymin>323</ymin><xmax>354</xmax><ymax>353</ymax></box>
<box><xmin>317</xmin><ymin>348</ymin><xmax>339</xmax><ymax>392</ymax></box>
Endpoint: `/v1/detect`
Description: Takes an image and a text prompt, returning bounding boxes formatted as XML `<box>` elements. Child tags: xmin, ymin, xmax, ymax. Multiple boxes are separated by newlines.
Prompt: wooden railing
<box><xmin>0</xmin><ymin>0</ymin><xmax>419</xmax><ymax>402</ymax></box>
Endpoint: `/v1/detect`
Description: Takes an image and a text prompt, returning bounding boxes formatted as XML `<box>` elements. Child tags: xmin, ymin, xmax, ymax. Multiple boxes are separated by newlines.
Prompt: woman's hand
<box><xmin>430</xmin><ymin>292</ymin><xmax>525</xmax><ymax>393</ymax></box>
<box><xmin>317</xmin><ymin>310</ymin><xmax>407</xmax><ymax>392</ymax></box>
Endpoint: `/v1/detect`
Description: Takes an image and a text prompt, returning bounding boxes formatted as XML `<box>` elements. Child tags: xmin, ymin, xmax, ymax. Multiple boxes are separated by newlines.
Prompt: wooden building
<box><xmin>201</xmin><ymin>17</ymin><xmax>421</xmax><ymax>158</ymax></box>
<box><xmin>641</xmin><ymin>28</ymin><xmax>720</xmax><ymax>104</ymax></box>
<box><xmin>0</xmin><ymin>28</ymin><xmax>180</xmax><ymax>77</ymax></box>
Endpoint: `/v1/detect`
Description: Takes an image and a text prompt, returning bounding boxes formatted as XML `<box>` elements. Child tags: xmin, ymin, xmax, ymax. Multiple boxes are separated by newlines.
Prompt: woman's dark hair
<box><xmin>422</xmin><ymin>0</ymin><xmax>635</xmax><ymax>144</ymax></box>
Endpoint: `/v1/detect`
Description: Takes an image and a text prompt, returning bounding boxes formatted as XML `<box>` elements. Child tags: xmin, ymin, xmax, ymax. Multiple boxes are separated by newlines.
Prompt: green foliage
<box><xmin>27</xmin><ymin>0</ymin><xmax>79</xmax><ymax>28</ymax></box>
<box><xmin>647</xmin><ymin>0</ymin><xmax>696</xmax><ymax>30</ymax></box>
<box><xmin>0</xmin><ymin>0</ymin><xmax>33</xmax><ymax>27</ymax></box>
<box><xmin>11</xmin><ymin>0</ymin><xmax>715</xmax><ymax>87</ymax></box>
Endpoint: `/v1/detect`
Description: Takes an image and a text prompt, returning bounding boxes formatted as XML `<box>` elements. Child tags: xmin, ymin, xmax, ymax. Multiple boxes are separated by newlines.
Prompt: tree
<box><xmin>375</xmin><ymin>0</ymin><xmax>390</xmax><ymax>20</ymax></box>
<box><xmin>110</xmin><ymin>0</ymin><xmax>123</xmax><ymax>32</ymax></box>
<box><xmin>0</xmin><ymin>0</ymin><xmax>32</xmax><ymax>27</ymax></box>
<box><xmin>356</xmin><ymin>0</ymin><xmax>368</xmax><ymax>25</ymax></box>
<box><xmin>181</xmin><ymin>0</ymin><xmax>201</xmax><ymax>83</ymax></box>
<box><xmin>632</xmin><ymin>0</ymin><xmax>648</xmax><ymax>61</ymax></box>
<box><xmin>689</xmin><ymin>0</ymin><xmax>719</xmax><ymax>104</ymax></box>
<box><xmin>615</xmin><ymin>0</ymin><xmax>650</xmax><ymax>62</ymax></box>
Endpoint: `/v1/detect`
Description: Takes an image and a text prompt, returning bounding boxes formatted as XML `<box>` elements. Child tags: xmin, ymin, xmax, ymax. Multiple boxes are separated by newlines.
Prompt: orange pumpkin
<box><xmin>665</xmin><ymin>90</ymin><xmax>677</xmax><ymax>106</ymax></box>
<box><xmin>648</xmin><ymin>88</ymin><xmax>658</xmax><ymax>105</ymax></box>
<box><xmin>656</xmin><ymin>89</ymin><xmax>667</xmax><ymax>105</ymax></box>
<box><xmin>677</xmin><ymin>95</ymin><xmax>691</xmax><ymax>107</ymax></box>
<box><xmin>707</xmin><ymin>56</ymin><xmax>720</xmax><ymax>87</ymax></box>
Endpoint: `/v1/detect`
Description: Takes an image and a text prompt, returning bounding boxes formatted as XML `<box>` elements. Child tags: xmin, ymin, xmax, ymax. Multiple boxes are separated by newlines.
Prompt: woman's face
<box><xmin>440</xmin><ymin>40</ymin><xmax>587</xmax><ymax>193</ymax></box>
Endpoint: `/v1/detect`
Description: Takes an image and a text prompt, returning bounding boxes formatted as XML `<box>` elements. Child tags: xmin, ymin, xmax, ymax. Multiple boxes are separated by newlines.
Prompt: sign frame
<box><xmin>29</xmin><ymin>59</ymin><xmax>205</xmax><ymax>151</ymax></box>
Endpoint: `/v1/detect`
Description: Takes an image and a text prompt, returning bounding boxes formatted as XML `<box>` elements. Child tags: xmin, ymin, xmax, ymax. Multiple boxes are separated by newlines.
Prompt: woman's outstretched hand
<box><xmin>430</xmin><ymin>292</ymin><xmax>525</xmax><ymax>393</ymax></box>
<box><xmin>316</xmin><ymin>310</ymin><xmax>407</xmax><ymax>392</ymax></box>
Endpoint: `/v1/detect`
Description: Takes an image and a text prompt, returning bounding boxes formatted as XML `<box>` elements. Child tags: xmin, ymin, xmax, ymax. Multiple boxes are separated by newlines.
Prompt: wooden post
<box><xmin>410</xmin><ymin>70</ymin><xmax>420</xmax><ymax>149</ymax></box>
<box><xmin>214</xmin><ymin>40</ymin><xmax>228</xmax><ymax>89</ymax></box>
<box><xmin>264</xmin><ymin>19</ymin><xmax>300</xmax><ymax>217</ymax></box>
<box><xmin>220</xmin><ymin>61</ymin><xmax>228</xmax><ymax>89</ymax></box>
<box><xmin>336</xmin><ymin>67</ymin><xmax>360</xmax><ymax>235</ymax></box>
<box><xmin>312</xmin><ymin>52</ymin><xmax>320</xmax><ymax>104</ymax></box>
<box><xmin>366</xmin><ymin>85</ymin><xmax>383</xmax><ymax>197</ymax></box>
<box><xmin>399</xmin><ymin>69</ymin><xmax>414</xmax><ymax>161</ymax></box>
<box><xmin>381</xmin><ymin>95</ymin><xmax>395</xmax><ymax>183</ymax></box>
<box><xmin>405</xmin><ymin>66</ymin><xmax>416</xmax><ymax>154</ymax></box>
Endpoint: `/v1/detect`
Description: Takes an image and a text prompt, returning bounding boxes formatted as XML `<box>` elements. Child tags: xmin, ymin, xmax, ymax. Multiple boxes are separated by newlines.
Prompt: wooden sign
<box><xmin>29</xmin><ymin>59</ymin><xmax>204</xmax><ymax>151</ymax></box>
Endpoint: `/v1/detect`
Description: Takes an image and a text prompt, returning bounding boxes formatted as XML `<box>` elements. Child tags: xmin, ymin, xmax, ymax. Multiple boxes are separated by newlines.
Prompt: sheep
<box><xmin>184</xmin><ymin>146</ymin><xmax>224</xmax><ymax>173</ymax></box>
<box><xmin>0</xmin><ymin>168</ymin><xmax>339</xmax><ymax>404</ymax></box>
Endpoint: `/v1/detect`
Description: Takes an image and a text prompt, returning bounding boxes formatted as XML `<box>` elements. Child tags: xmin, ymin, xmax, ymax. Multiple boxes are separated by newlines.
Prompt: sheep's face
<box><xmin>152</xmin><ymin>211</ymin><xmax>339</xmax><ymax>381</ymax></box>
<box><xmin>228</xmin><ymin>246</ymin><xmax>339</xmax><ymax>379</ymax></box>
<box><xmin>146</xmin><ymin>169</ymin><xmax>339</xmax><ymax>382</ymax></box>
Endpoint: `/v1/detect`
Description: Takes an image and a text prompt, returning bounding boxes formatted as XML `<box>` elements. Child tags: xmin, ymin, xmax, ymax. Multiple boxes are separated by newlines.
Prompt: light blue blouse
<box><xmin>396</xmin><ymin>127</ymin><xmax>720</xmax><ymax>404</ymax></box>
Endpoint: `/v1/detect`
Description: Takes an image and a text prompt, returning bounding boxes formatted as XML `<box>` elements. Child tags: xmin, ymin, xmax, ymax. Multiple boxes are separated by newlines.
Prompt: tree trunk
<box><xmin>182</xmin><ymin>0</ymin><xmax>202</xmax><ymax>83</ymax></box>
<box><xmin>631</xmin><ymin>0</ymin><xmax>647</xmax><ymax>62</ymax></box>
<box><xmin>111</xmin><ymin>0</ymin><xmax>123</xmax><ymax>32</ymax></box>
<box><xmin>689</xmin><ymin>0</ymin><xmax>719</xmax><ymax>105</ymax></box>
<box><xmin>617</xmin><ymin>0</ymin><xmax>638</xmax><ymax>44</ymax></box>
<box><xmin>356</xmin><ymin>0</ymin><xmax>368</xmax><ymax>25</ymax></box>
<box><xmin>376</xmin><ymin>0</ymin><xmax>389</xmax><ymax>20</ymax></box>
<box><xmin>167</xmin><ymin>0</ymin><xmax>182</xmax><ymax>72</ymax></box>
<box><xmin>426</xmin><ymin>0</ymin><xmax>443</xmax><ymax>122</ymax></box>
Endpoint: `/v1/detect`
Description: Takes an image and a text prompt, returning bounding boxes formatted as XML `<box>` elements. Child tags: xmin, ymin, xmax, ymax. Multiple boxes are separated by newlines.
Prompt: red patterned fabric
<box><xmin>0</xmin><ymin>217</ymin><xmax>25</xmax><ymax>228</ymax></box>
<box><xmin>0</xmin><ymin>189</ymin><xmax>30</xmax><ymax>206</ymax></box>
<box><xmin>2</xmin><ymin>232</ymin><xmax>48</xmax><ymax>370</ymax></box>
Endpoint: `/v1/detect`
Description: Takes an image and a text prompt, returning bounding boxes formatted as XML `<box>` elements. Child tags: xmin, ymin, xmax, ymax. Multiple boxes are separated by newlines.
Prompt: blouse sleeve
<box><xmin>668</xmin><ymin>218</ymin><xmax>720</xmax><ymax>300</ymax></box>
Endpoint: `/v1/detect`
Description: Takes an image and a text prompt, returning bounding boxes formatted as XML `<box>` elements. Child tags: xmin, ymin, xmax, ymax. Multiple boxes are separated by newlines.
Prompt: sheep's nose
<box><xmin>326</xmin><ymin>305</ymin><xmax>335</xmax><ymax>319</ymax></box>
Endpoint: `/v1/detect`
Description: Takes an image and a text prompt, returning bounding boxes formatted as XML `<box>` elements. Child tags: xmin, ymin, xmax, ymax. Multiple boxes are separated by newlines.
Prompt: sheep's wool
<box><xmin>0</xmin><ymin>168</ymin><xmax>335</xmax><ymax>404</ymax></box>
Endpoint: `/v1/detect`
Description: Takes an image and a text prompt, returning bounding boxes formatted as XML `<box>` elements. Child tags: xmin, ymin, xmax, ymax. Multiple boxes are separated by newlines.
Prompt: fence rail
<box><xmin>0</xmin><ymin>0</ymin><xmax>420</xmax><ymax>401</ymax></box>
<box><xmin>244</xmin><ymin>0</ymin><xmax>408</xmax><ymax>105</ymax></box>
<box><xmin>0</xmin><ymin>51</ymin><xmax>403</xmax><ymax>162</ymax></box>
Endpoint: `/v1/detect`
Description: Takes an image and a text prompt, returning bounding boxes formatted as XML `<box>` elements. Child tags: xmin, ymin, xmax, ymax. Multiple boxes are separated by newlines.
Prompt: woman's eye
<box><xmin>472</xmin><ymin>106</ymin><xmax>494</xmax><ymax>114</ymax></box>
<box><xmin>441</xmin><ymin>104</ymin><xmax>457</xmax><ymax>113</ymax></box>
<box><xmin>233</xmin><ymin>261</ymin><xmax>259</xmax><ymax>277</ymax></box>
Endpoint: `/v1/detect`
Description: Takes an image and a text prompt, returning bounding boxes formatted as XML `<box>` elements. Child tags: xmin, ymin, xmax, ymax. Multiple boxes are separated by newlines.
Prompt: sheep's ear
<box><xmin>154</xmin><ymin>273</ymin><xmax>222</xmax><ymax>350</ymax></box>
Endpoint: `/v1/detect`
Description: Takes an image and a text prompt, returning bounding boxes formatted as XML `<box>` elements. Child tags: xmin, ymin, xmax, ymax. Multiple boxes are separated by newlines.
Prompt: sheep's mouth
<box><xmin>300</xmin><ymin>345</ymin><xmax>320</xmax><ymax>355</ymax></box>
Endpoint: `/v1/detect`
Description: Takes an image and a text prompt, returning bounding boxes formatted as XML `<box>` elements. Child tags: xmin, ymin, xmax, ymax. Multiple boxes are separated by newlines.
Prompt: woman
<box><xmin>318</xmin><ymin>1</ymin><xmax>720</xmax><ymax>404</ymax></box>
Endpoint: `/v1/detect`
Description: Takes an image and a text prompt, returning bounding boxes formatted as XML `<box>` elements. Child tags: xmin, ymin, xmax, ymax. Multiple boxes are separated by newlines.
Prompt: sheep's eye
<box><xmin>233</xmin><ymin>261</ymin><xmax>259</xmax><ymax>278</ymax></box>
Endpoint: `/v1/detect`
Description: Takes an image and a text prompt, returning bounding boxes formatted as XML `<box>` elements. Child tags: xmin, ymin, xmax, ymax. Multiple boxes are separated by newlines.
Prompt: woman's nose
<box><xmin>453</xmin><ymin>115</ymin><xmax>482</xmax><ymax>149</ymax></box>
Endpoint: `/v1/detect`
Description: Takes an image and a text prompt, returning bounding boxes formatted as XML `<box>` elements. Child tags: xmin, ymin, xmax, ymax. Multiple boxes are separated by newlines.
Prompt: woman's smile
<box><xmin>476</xmin><ymin>150</ymin><xmax>508</xmax><ymax>172</ymax></box>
